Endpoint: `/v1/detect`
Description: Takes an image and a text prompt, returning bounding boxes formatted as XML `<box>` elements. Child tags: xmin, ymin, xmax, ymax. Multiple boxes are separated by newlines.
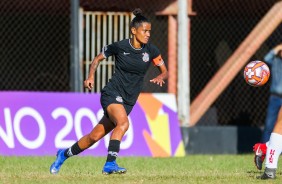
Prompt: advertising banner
<box><xmin>0</xmin><ymin>92</ymin><xmax>185</xmax><ymax>157</ymax></box>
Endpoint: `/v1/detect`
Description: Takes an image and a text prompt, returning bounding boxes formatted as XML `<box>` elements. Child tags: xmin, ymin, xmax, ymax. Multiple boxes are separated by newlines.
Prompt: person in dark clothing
<box><xmin>50</xmin><ymin>8</ymin><xmax>168</xmax><ymax>175</ymax></box>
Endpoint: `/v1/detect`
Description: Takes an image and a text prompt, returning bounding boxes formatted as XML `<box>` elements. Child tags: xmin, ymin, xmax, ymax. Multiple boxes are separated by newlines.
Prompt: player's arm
<box><xmin>84</xmin><ymin>53</ymin><xmax>105</xmax><ymax>90</ymax></box>
<box><xmin>150</xmin><ymin>55</ymin><xmax>168</xmax><ymax>87</ymax></box>
<box><xmin>273</xmin><ymin>44</ymin><xmax>282</xmax><ymax>55</ymax></box>
<box><xmin>264</xmin><ymin>44</ymin><xmax>282</xmax><ymax>64</ymax></box>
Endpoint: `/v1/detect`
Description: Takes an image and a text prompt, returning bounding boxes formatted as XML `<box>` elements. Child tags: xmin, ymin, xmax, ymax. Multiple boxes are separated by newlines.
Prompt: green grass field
<box><xmin>1</xmin><ymin>155</ymin><xmax>281</xmax><ymax>184</ymax></box>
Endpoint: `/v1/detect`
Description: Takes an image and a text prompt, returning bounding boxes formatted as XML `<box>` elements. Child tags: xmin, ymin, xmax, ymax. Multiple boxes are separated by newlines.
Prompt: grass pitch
<box><xmin>1</xmin><ymin>155</ymin><xmax>281</xmax><ymax>184</ymax></box>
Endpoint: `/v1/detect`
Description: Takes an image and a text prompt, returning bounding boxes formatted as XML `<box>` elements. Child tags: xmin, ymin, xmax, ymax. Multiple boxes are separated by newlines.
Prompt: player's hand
<box><xmin>274</xmin><ymin>44</ymin><xmax>282</xmax><ymax>53</ymax></box>
<box><xmin>277</xmin><ymin>44</ymin><xmax>282</xmax><ymax>49</ymax></box>
<box><xmin>150</xmin><ymin>77</ymin><xmax>165</xmax><ymax>87</ymax></box>
<box><xmin>84</xmin><ymin>78</ymin><xmax>94</xmax><ymax>90</ymax></box>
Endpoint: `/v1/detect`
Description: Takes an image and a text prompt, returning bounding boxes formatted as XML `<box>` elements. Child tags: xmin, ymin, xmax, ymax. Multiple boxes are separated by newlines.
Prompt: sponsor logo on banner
<box><xmin>0</xmin><ymin>92</ymin><xmax>185</xmax><ymax>157</ymax></box>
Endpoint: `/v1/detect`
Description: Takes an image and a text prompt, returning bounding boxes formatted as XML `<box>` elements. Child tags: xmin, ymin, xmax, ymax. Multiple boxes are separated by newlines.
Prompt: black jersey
<box><xmin>101</xmin><ymin>39</ymin><xmax>163</xmax><ymax>105</ymax></box>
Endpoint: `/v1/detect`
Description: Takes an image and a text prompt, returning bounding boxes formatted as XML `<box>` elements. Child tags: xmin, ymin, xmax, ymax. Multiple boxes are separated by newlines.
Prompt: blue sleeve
<box><xmin>102</xmin><ymin>42</ymin><xmax>119</xmax><ymax>58</ymax></box>
<box><xmin>264</xmin><ymin>50</ymin><xmax>276</xmax><ymax>65</ymax></box>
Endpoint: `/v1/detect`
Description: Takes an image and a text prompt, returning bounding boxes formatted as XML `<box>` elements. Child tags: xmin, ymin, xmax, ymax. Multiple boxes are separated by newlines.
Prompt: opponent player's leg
<box><xmin>258</xmin><ymin>107</ymin><xmax>282</xmax><ymax>179</ymax></box>
<box><xmin>261</xmin><ymin>96</ymin><xmax>280</xmax><ymax>143</ymax></box>
<box><xmin>254</xmin><ymin>96</ymin><xmax>281</xmax><ymax>170</ymax></box>
<box><xmin>102</xmin><ymin>103</ymin><xmax>129</xmax><ymax>175</ymax></box>
<box><xmin>50</xmin><ymin>115</ymin><xmax>116</xmax><ymax>174</ymax></box>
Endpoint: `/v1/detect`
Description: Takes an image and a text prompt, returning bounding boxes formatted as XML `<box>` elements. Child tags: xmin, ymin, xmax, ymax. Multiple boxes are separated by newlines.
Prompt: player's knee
<box><xmin>117</xmin><ymin>121</ymin><xmax>129</xmax><ymax>132</ymax></box>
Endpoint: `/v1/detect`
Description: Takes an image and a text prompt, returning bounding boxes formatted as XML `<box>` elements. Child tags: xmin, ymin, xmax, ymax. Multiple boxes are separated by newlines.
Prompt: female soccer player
<box><xmin>253</xmin><ymin>44</ymin><xmax>282</xmax><ymax>179</ymax></box>
<box><xmin>50</xmin><ymin>8</ymin><xmax>168</xmax><ymax>175</ymax></box>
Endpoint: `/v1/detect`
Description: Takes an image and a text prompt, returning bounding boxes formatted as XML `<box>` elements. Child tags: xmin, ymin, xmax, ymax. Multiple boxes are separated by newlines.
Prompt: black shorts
<box><xmin>100</xmin><ymin>89</ymin><xmax>134</xmax><ymax>118</ymax></box>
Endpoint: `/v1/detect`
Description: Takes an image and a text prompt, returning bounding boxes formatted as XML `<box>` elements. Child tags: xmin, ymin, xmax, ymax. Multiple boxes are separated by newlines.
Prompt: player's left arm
<box><xmin>150</xmin><ymin>55</ymin><xmax>168</xmax><ymax>87</ymax></box>
<box><xmin>273</xmin><ymin>44</ymin><xmax>282</xmax><ymax>55</ymax></box>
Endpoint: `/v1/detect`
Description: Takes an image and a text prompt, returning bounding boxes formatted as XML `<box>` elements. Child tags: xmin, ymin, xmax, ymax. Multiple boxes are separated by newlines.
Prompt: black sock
<box><xmin>64</xmin><ymin>142</ymin><xmax>84</xmax><ymax>158</ymax></box>
<box><xmin>106</xmin><ymin>140</ymin><xmax>120</xmax><ymax>162</ymax></box>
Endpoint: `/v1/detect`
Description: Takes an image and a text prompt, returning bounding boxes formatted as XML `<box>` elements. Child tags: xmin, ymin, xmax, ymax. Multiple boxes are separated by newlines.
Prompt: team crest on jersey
<box><xmin>116</xmin><ymin>96</ymin><xmax>123</xmax><ymax>103</ymax></box>
<box><xmin>142</xmin><ymin>52</ymin><xmax>149</xmax><ymax>62</ymax></box>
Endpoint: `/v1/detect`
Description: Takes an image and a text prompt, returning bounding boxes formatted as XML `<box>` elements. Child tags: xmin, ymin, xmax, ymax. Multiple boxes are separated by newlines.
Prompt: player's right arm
<box><xmin>84</xmin><ymin>53</ymin><xmax>105</xmax><ymax>90</ymax></box>
<box><xmin>84</xmin><ymin>42</ymin><xmax>118</xmax><ymax>90</ymax></box>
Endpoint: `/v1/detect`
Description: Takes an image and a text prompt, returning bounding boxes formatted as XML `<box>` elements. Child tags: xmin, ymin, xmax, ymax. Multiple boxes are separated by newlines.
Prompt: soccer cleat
<box><xmin>253</xmin><ymin>143</ymin><xmax>267</xmax><ymax>170</ymax></box>
<box><xmin>257</xmin><ymin>167</ymin><xmax>276</xmax><ymax>180</ymax></box>
<box><xmin>50</xmin><ymin>149</ymin><xmax>67</xmax><ymax>174</ymax></box>
<box><xmin>102</xmin><ymin>161</ymin><xmax>127</xmax><ymax>175</ymax></box>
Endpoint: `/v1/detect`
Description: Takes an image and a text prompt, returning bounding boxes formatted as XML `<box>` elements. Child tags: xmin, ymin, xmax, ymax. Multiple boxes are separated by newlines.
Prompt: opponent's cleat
<box><xmin>50</xmin><ymin>149</ymin><xmax>67</xmax><ymax>174</ymax></box>
<box><xmin>257</xmin><ymin>167</ymin><xmax>276</xmax><ymax>180</ymax></box>
<box><xmin>253</xmin><ymin>143</ymin><xmax>267</xmax><ymax>170</ymax></box>
<box><xmin>102</xmin><ymin>161</ymin><xmax>127</xmax><ymax>175</ymax></box>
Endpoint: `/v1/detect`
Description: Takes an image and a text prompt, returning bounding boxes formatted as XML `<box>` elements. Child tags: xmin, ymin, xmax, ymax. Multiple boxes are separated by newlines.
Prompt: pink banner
<box><xmin>0</xmin><ymin>92</ymin><xmax>184</xmax><ymax>157</ymax></box>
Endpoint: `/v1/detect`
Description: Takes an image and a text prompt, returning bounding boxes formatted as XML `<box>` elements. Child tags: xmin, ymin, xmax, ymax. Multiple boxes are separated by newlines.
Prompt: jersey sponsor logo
<box><xmin>123</xmin><ymin>52</ymin><xmax>130</xmax><ymax>55</ymax></box>
<box><xmin>142</xmin><ymin>52</ymin><xmax>149</xmax><ymax>62</ymax></box>
<box><xmin>116</xmin><ymin>96</ymin><xmax>123</xmax><ymax>103</ymax></box>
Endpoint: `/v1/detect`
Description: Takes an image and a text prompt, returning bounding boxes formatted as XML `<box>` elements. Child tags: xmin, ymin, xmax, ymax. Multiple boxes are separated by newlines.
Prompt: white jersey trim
<box><xmin>128</xmin><ymin>39</ymin><xmax>144</xmax><ymax>50</ymax></box>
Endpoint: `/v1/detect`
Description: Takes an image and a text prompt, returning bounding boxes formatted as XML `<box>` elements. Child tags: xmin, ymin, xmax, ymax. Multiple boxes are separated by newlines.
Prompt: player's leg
<box><xmin>253</xmin><ymin>96</ymin><xmax>281</xmax><ymax>170</ymax></box>
<box><xmin>102</xmin><ymin>103</ymin><xmax>129</xmax><ymax>174</ymax></box>
<box><xmin>258</xmin><ymin>107</ymin><xmax>282</xmax><ymax>179</ymax></box>
<box><xmin>261</xmin><ymin>95</ymin><xmax>281</xmax><ymax>142</ymax></box>
<box><xmin>50</xmin><ymin>115</ymin><xmax>116</xmax><ymax>174</ymax></box>
<box><xmin>76</xmin><ymin>115</ymin><xmax>116</xmax><ymax>150</ymax></box>
<box><xmin>272</xmin><ymin>106</ymin><xmax>282</xmax><ymax>134</ymax></box>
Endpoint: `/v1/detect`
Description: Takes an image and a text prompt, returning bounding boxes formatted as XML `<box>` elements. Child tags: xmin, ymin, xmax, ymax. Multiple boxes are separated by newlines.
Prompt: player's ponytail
<box><xmin>133</xmin><ymin>8</ymin><xmax>143</xmax><ymax>17</ymax></box>
<box><xmin>130</xmin><ymin>8</ymin><xmax>150</xmax><ymax>29</ymax></box>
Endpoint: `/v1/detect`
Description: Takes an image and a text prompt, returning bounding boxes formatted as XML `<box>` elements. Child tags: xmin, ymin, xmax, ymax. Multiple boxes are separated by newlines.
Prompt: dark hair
<box><xmin>130</xmin><ymin>8</ymin><xmax>150</xmax><ymax>29</ymax></box>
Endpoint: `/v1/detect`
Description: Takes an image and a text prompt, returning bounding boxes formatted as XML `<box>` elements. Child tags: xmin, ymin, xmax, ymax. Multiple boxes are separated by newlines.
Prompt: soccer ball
<box><xmin>243</xmin><ymin>60</ymin><xmax>270</xmax><ymax>87</ymax></box>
